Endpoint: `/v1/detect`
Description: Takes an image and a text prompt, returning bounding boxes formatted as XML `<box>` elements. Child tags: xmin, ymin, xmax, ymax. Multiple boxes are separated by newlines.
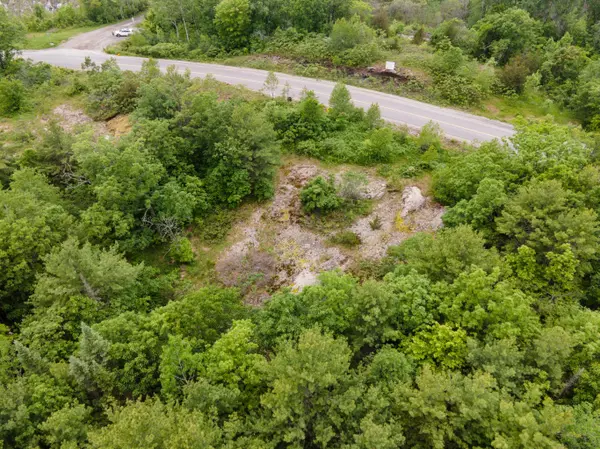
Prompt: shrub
<box><xmin>170</xmin><ymin>236</ymin><xmax>194</xmax><ymax>263</ymax></box>
<box><xmin>0</xmin><ymin>78</ymin><xmax>26</xmax><ymax>116</ymax></box>
<box><xmin>333</xmin><ymin>42</ymin><xmax>382</xmax><ymax>67</ymax></box>
<box><xmin>300</xmin><ymin>176</ymin><xmax>342</xmax><ymax>213</ymax></box>
<box><xmin>195</xmin><ymin>209</ymin><xmax>236</xmax><ymax>243</ymax></box>
<box><xmin>86</xmin><ymin>60</ymin><xmax>140</xmax><ymax>120</ymax></box>
<box><xmin>499</xmin><ymin>55</ymin><xmax>534</xmax><ymax>93</ymax></box>
<box><xmin>412</xmin><ymin>27</ymin><xmax>426</xmax><ymax>45</ymax></box>
<box><xmin>359</xmin><ymin>127</ymin><xmax>395</xmax><ymax>163</ymax></box>
<box><xmin>329</xmin><ymin>231</ymin><xmax>361</xmax><ymax>247</ymax></box>
<box><xmin>329</xmin><ymin>17</ymin><xmax>376</xmax><ymax>52</ymax></box>
<box><xmin>417</xmin><ymin>122</ymin><xmax>443</xmax><ymax>152</ymax></box>
<box><xmin>435</xmin><ymin>75</ymin><xmax>483</xmax><ymax>106</ymax></box>
<box><xmin>430</xmin><ymin>19</ymin><xmax>474</xmax><ymax>51</ymax></box>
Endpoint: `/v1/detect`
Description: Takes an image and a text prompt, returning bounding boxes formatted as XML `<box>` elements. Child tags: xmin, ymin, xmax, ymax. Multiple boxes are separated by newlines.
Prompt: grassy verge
<box><xmin>21</xmin><ymin>24</ymin><xmax>107</xmax><ymax>50</ymax></box>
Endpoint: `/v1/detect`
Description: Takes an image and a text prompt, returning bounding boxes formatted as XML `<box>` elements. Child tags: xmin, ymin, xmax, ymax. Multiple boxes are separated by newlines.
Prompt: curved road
<box><xmin>21</xmin><ymin>22</ymin><xmax>515</xmax><ymax>143</ymax></box>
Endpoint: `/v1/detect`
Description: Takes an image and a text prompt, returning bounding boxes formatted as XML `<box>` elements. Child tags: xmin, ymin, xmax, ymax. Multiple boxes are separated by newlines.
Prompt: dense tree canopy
<box><xmin>2</xmin><ymin>7</ymin><xmax>600</xmax><ymax>445</ymax></box>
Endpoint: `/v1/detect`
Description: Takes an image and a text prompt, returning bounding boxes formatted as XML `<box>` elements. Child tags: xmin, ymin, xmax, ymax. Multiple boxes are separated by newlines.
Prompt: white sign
<box><xmin>385</xmin><ymin>61</ymin><xmax>396</xmax><ymax>71</ymax></box>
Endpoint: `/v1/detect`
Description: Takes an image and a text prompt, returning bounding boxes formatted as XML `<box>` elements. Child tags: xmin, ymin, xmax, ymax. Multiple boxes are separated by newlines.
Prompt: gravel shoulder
<box><xmin>59</xmin><ymin>16</ymin><xmax>144</xmax><ymax>51</ymax></box>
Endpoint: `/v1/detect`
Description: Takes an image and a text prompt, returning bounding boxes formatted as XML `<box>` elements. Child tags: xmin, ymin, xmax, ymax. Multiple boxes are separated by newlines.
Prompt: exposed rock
<box><xmin>52</xmin><ymin>105</ymin><xmax>93</xmax><ymax>132</ymax></box>
<box><xmin>292</xmin><ymin>269</ymin><xmax>319</xmax><ymax>291</ymax></box>
<box><xmin>401</xmin><ymin>186</ymin><xmax>426</xmax><ymax>217</ymax></box>
<box><xmin>286</xmin><ymin>164</ymin><xmax>320</xmax><ymax>188</ymax></box>
<box><xmin>361</xmin><ymin>179</ymin><xmax>387</xmax><ymax>200</ymax></box>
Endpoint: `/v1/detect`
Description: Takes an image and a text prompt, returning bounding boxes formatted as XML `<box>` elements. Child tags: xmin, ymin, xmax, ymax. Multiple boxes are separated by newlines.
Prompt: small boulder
<box><xmin>401</xmin><ymin>186</ymin><xmax>426</xmax><ymax>217</ymax></box>
<box><xmin>292</xmin><ymin>270</ymin><xmax>319</xmax><ymax>292</ymax></box>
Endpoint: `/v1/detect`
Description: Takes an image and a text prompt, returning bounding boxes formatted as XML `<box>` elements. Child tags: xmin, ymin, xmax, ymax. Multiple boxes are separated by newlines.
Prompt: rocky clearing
<box><xmin>215</xmin><ymin>160</ymin><xmax>444</xmax><ymax>302</ymax></box>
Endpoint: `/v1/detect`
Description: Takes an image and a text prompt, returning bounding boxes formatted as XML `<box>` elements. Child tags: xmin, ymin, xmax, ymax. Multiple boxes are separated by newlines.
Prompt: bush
<box><xmin>0</xmin><ymin>78</ymin><xmax>26</xmax><ymax>116</ymax></box>
<box><xmin>359</xmin><ymin>127</ymin><xmax>395</xmax><ymax>163</ymax></box>
<box><xmin>333</xmin><ymin>42</ymin><xmax>382</xmax><ymax>67</ymax></box>
<box><xmin>144</xmin><ymin>43</ymin><xmax>188</xmax><ymax>59</ymax></box>
<box><xmin>435</xmin><ymin>75</ymin><xmax>483</xmax><ymax>106</ymax></box>
<box><xmin>300</xmin><ymin>176</ymin><xmax>342</xmax><ymax>214</ymax></box>
<box><xmin>499</xmin><ymin>54</ymin><xmax>539</xmax><ymax>93</ymax></box>
<box><xmin>430</xmin><ymin>19</ymin><xmax>474</xmax><ymax>51</ymax></box>
<box><xmin>170</xmin><ymin>237</ymin><xmax>194</xmax><ymax>263</ymax></box>
<box><xmin>329</xmin><ymin>231</ymin><xmax>361</xmax><ymax>247</ymax></box>
<box><xmin>86</xmin><ymin>60</ymin><xmax>140</xmax><ymax>120</ymax></box>
<box><xmin>329</xmin><ymin>17</ymin><xmax>376</xmax><ymax>52</ymax></box>
<box><xmin>195</xmin><ymin>209</ymin><xmax>236</xmax><ymax>243</ymax></box>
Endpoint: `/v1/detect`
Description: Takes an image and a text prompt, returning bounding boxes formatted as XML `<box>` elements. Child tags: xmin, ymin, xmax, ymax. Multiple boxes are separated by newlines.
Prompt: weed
<box><xmin>329</xmin><ymin>230</ymin><xmax>362</xmax><ymax>247</ymax></box>
<box><xmin>369</xmin><ymin>215</ymin><xmax>382</xmax><ymax>230</ymax></box>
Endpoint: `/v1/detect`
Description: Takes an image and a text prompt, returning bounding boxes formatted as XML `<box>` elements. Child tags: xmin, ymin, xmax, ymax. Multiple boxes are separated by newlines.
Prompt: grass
<box><xmin>21</xmin><ymin>24</ymin><xmax>107</xmax><ymax>50</ymax></box>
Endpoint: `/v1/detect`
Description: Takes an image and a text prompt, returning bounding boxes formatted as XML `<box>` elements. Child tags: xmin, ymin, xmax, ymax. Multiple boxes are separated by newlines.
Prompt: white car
<box><xmin>112</xmin><ymin>28</ymin><xmax>134</xmax><ymax>37</ymax></box>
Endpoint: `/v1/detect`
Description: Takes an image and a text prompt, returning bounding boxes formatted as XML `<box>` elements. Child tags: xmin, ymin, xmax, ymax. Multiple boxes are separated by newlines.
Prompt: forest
<box><xmin>1</xmin><ymin>1</ymin><xmax>600</xmax><ymax>448</ymax></box>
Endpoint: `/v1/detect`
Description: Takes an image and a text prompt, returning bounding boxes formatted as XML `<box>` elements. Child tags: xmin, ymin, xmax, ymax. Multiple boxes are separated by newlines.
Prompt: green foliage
<box><xmin>300</xmin><ymin>176</ymin><xmax>342</xmax><ymax>213</ymax></box>
<box><xmin>0</xmin><ymin>8</ymin><xmax>24</xmax><ymax>71</ymax></box>
<box><xmin>572</xmin><ymin>60</ymin><xmax>600</xmax><ymax>130</ymax></box>
<box><xmin>497</xmin><ymin>179</ymin><xmax>599</xmax><ymax>288</ymax></box>
<box><xmin>4</xmin><ymin>35</ymin><xmax>600</xmax><ymax>449</ymax></box>
<box><xmin>499</xmin><ymin>52</ymin><xmax>540</xmax><ymax>93</ymax></box>
<box><xmin>0</xmin><ymin>78</ymin><xmax>26</xmax><ymax>116</ymax></box>
<box><xmin>85</xmin><ymin>59</ymin><xmax>140</xmax><ymax>120</ymax></box>
<box><xmin>329</xmin><ymin>230</ymin><xmax>361</xmax><ymax>247</ymax></box>
<box><xmin>39</xmin><ymin>403</ymin><xmax>91</xmax><ymax>449</ymax></box>
<box><xmin>79</xmin><ymin>0</ymin><xmax>146</xmax><ymax>24</ymax></box>
<box><xmin>31</xmin><ymin>237</ymin><xmax>145</xmax><ymax>311</ymax></box>
<box><xmin>388</xmin><ymin>225</ymin><xmax>500</xmax><ymax>282</ymax></box>
<box><xmin>215</xmin><ymin>0</ymin><xmax>252</xmax><ymax>50</ymax></box>
<box><xmin>0</xmin><ymin>169</ymin><xmax>72</xmax><ymax>320</ymax></box>
<box><xmin>430</xmin><ymin>19</ymin><xmax>474</xmax><ymax>51</ymax></box>
<box><xmin>473</xmin><ymin>8</ymin><xmax>543</xmax><ymax>65</ymax></box>
<box><xmin>169</xmin><ymin>236</ymin><xmax>194</xmax><ymax>263</ymax></box>
<box><xmin>88</xmin><ymin>400</ymin><xmax>222</xmax><ymax>449</ymax></box>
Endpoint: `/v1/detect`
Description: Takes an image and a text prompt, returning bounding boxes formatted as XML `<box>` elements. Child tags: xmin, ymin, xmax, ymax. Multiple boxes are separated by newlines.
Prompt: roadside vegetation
<box><xmin>2</xmin><ymin>3</ymin><xmax>600</xmax><ymax>449</ymax></box>
<box><xmin>100</xmin><ymin>0</ymin><xmax>600</xmax><ymax>126</ymax></box>
<box><xmin>6</xmin><ymin>0</ymin><xmax>146</xmax><ymax>49</ymax></box>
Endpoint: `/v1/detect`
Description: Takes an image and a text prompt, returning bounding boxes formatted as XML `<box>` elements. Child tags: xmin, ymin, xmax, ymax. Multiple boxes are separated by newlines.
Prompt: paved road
<box><xmin>21</xmin><ymin>24</ymin><xmax>515</xmax><ymax>143</ymax></box>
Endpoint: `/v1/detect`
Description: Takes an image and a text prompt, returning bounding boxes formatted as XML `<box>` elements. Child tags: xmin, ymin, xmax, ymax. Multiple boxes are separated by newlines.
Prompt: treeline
<box><xmin>16</xmin><ymin>0</ymin><xmax>146</xmax><ymax>32</ymax></box>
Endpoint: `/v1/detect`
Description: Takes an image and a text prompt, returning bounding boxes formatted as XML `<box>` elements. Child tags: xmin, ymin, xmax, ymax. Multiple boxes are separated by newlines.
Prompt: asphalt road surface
<box><xmin>21</xmin><ymin>23</ymin><xmax>515</xmax><ymax>143</ymax></box>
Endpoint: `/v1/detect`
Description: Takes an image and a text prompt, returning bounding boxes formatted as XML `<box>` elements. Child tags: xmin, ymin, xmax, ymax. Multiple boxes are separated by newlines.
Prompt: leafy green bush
<box><xmin>333</xmin><ymin>42</ymin><xmax>382</xmax><ymax>67</ymax></box>
<box><xmin>499</xmin><ymin>53</ymin><xmax>540</xmax><ymax>93</ymax></box>
<box><xmin>170</xmin><ymin>237</ymin><xmax>195</xmax><ymax>263</ymax></box>
<box><xmin>0</xmin><ymin>78</ymin><xmax>26</xmax><ymax>116</ymax></box>
<box><xmin>435</xmin><ymin>75</ymin><xmax>483</xmax><ymax>105</ymax></box>
<box><xmin>300</xmin><ymin>176</ymin><xmax>342</xmax><ymax>213</ymax></box>
<box><xmin>195</xmin><ymin>209</ymin><xmax>236</xmax><ymax>243</ymax></box>
<box><xmin>430</xmin><ymin>19</ymin><xmax>474</xmax><ymax>51</ymax></box>
<box><xmin>329</xmin><ymin>17</ymin><xmax>376</xmax><ymax>53</ymax></box>
<box><xmin>85</xmin><ymin>59</ymin><xmax>140</xmax><ymax>120</ymax></box>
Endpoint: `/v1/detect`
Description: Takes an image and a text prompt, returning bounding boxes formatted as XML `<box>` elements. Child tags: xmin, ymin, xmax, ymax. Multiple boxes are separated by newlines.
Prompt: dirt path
<box><xmin>59</xmin><ymin>16</ymin><xmax>144</xmax><ymax>51</ymax></box>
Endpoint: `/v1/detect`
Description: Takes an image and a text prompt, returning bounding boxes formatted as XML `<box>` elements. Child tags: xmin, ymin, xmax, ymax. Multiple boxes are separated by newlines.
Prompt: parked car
<box><xmin>112</xmin><ymin>28</ymin><xmax>134</xmax><ymax>37</ymax></box>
